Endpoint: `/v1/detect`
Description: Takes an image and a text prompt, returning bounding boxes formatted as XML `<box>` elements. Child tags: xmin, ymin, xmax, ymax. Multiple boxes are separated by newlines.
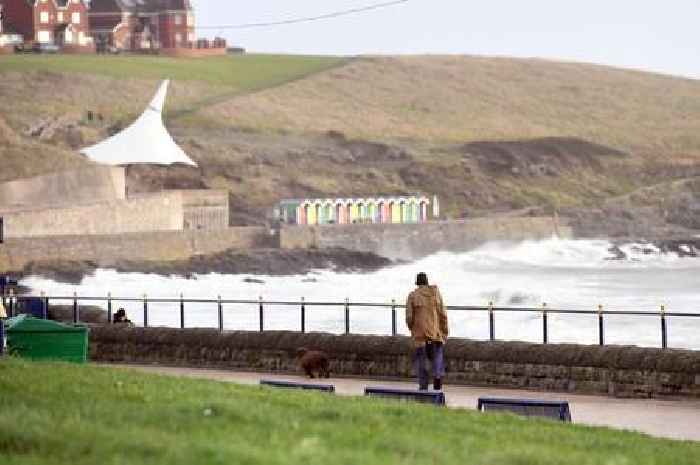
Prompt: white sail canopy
<box><xmin>81</xmin><ymin>80</ymin><xmax>197</xmax><ymax>167</ymax></box>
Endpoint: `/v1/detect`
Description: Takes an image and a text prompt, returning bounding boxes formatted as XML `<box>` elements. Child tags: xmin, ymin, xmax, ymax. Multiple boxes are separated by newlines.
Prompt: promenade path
<box><xmin>112</xmin><ymin>365</ymin><xmax>700</xmax><ymax>442</ymax></box>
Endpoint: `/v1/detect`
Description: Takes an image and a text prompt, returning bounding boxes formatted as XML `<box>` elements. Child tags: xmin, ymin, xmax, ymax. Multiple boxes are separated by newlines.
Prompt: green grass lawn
<box><xmin>0</xmin><ymin>359</ymin><xmax>698</xmax><ymax>465</ymax></box>
<box><xmin>0</xmin><ymin>53</ymin><xmax>348</xmax><ymax>90</ymax></box>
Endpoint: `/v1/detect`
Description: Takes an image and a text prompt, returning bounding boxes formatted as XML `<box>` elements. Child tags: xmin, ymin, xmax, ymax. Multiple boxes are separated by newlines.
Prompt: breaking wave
<box><xmin>21</xmin><ymin>239</ymin><xmax>700</xmax><ymax>349</ymax></box>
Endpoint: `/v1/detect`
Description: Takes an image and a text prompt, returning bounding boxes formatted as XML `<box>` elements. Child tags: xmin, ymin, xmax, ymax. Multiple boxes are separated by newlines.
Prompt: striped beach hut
<box><xmin>275</xmin><ymin>194</ymin><xmax>436</xmax><ymax>226</ymax></box>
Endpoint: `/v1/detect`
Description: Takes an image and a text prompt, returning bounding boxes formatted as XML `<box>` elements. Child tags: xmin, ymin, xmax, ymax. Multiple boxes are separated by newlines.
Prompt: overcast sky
<box><xmin>191</xmin><ymin>0</ymin><xmax>700</xmax><ymax>79</ymax></box>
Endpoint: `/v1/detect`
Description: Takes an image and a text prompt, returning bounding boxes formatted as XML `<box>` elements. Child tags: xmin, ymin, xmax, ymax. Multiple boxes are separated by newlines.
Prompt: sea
<box><xmin>20</xmin><ymin>238</ymin><xmax>700</xmax><ymax>350</ymax></box>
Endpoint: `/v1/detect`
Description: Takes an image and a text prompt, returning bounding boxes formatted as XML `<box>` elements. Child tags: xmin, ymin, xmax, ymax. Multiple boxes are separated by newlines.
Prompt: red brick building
<box><xmin>0</xmin><ymin>0</ymin><xmax>93</xmax><ymax>51</ymax></box>
<box><xmin>89</xmin><ymin>0</ymin><xmax>220</xmax><ymax>53</ymax></box>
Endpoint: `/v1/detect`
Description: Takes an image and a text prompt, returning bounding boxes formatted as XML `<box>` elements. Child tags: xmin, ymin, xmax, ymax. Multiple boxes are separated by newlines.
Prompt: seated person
<box><xmin>113</xmin><ymin>308</ymin><xmax>133</xmax><ymax>325</ymax></box>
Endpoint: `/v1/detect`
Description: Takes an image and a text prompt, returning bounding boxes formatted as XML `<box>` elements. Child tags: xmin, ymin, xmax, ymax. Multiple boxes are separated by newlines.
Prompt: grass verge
<box><xmin>0</xmin><ymin>54</ymin><xmax>348</xmax><ymax>89</ymax></box>
<box><xmin>0</xmin><ymin>359</ymin><xmax>698</xmax><ymax>465</ymax></box>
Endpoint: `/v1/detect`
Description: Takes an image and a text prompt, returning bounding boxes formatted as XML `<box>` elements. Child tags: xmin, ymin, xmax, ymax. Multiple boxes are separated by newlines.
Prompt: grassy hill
<box><xmin>1</xmin><ymin>54</ymin><xmax>700</xmax><ymax>225</ymax></box>
<box><xmin>1</xmin><ymin>359</ymin><xmax>698</xmax><ymax>465</ymax></box>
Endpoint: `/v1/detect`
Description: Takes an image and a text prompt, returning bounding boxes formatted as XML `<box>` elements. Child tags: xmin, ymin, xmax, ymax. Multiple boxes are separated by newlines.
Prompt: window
<box><xmin>174</xmin><ymin>14</ymin><xmax>182</xmax><ymax>25</ymax></box>
<box><xmin>175</xmin><ymin>33</ymin><xmax>182</xmax><ymax>44</ymax></box>
<box><xmin>37</xmin><ymin>30</ymin><xmax>51</xmax><ymax>42</ymax></box>
<box><xmin>40</xmin><ymin>11</ymin><xmax>49</xmax><ymax>23</ymax></box>
<box><xmin>187</xmin><ymin>14</ymin><xmax>194</xmax><ymax>27</ymax></box>
<box><xmin>64</xmin><ymin>28</ymin><xmax>73</xmax><ymax>43</ymax></box>
<box><xmin>72</xmin><ymin>12</ymin><xmax>80</xmax><ymax>24</ymax></box>
<box><xmin>57</xmin><ymin>12</ymin><xmax>64</xmax><ymax>22</ymax></box>
<box><xmin>187</xmin><ymin>32</ymin><xmax>194</xmax><ymax>42</ymax></box>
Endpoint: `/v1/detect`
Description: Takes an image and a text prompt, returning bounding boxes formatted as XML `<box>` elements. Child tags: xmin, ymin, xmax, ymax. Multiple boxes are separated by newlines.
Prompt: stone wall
<box><xmin>90</xmin><ymin>328</ymin><xmax>700</xmax><ymax>399</ymax></box>
<box><xmin>159</xmin><ymin>47</ymin><xmax>226</xmax><ymax>58</ymax></box>
<box><xmin>0</xmin><ymin>166</ymin><xmax>126</xmax><ymax>210</ymax></box>
<box><xmin>280</xmin><ymin>217</ymin><xmax>572</xmax><ymax>260</ymax></box>
<box><xmin>0</xmin><ymin>227</ymin><xmax>267</xmax><ymax>271</ymax></box>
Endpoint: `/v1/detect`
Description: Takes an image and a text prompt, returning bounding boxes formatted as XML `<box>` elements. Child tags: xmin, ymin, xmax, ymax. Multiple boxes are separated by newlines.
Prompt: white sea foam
<box><xmin>20</xmin><ymin>239</ymin><xmax>700</xmax><ymax>350</ymax></box>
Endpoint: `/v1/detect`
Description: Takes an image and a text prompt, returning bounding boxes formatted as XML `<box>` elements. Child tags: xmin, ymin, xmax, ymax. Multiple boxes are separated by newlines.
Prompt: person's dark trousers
<box><xmin>0</xmin><ymin>319</ymin><xmax>5</xmax><ymax>356</ymax></box>
<box><xmin>414</xmin><ymin>342</ymin><xmax>445</xmax><ymax>390</ymax></box>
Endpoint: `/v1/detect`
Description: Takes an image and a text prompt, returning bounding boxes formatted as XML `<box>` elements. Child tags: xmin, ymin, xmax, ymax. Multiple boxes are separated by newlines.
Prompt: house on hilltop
<box><xmin>0</xmin><ymin>0</ymin><xmax>93</xmax><ymax>51</ymax></box>
<box><xmin>88</xmin><ymin>0</ymin><xmax>224</xmax><ymax>55</ymax></box>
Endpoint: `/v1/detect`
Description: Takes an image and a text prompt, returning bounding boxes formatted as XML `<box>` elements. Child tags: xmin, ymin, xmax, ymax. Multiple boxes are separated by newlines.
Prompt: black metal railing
<box><xmin>1</xmin><ymin>292</ymin><xmax>699</xmax><ymax>350</ymax></box>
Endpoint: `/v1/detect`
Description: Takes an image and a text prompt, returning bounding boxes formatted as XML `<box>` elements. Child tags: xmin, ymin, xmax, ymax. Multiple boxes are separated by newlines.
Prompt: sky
<box><xmin>191</xmin><ymin>0</ymin><xmax>700</xmax><ymax>79</ymax></box>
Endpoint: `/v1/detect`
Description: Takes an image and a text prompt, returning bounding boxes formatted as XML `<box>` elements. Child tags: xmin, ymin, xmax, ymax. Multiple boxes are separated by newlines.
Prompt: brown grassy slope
<box><xmin>0</xmin><ymin>70</ymin><xmax>225</xmax><ymax>182</ymax></box>
<box><xmin>202</xmin><ymin>56</ymin><xmax>700</xmax><ymax>161</ymax></box>
<box><xmin>3</xmin><ymin>57</ymin><xmax>700</xmax><ymax>221</ymax></box>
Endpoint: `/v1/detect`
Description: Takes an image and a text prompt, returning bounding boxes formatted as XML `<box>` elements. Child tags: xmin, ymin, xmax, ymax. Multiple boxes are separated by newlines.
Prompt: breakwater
<box><xmin>90</xmin><ymin>327</ymin><xmax>700</xmax><ymax>399</ymax></box>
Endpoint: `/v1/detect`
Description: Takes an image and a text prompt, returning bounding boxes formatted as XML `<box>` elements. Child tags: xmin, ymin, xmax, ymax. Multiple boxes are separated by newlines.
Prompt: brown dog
<box><xmin>296</xmin><ymin>347</ymin><xmax>330</xmax><ymax>379</ymax></box>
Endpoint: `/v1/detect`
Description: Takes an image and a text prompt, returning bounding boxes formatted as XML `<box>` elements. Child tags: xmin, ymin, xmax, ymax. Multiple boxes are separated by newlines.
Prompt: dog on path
<box><xmin>296</xmin><ymin>347</ymin><xmax>330</xmax><ymax>379</ymax></box>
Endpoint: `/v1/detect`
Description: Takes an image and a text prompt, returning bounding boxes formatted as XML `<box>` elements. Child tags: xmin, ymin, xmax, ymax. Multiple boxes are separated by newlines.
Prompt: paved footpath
<box><xmin>111</xmin><ymin>365</ymin><xmax>700</xmax><ymax>442</ymax></box>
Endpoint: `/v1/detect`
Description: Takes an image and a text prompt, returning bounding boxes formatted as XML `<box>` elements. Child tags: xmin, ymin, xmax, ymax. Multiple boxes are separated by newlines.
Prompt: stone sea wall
<box><xmin>90</xmin><ymin>327</ymin><xmax>700</xmax><ymax>399</ymax></box>
<box><xmin>280</xmin><ymin>217</ymin><xmax>572</xmax><ymax>260</ymax></box>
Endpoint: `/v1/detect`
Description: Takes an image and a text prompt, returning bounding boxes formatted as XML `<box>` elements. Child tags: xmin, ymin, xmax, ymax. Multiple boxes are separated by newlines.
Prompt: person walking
<box><xmin>405</xmin><ymin>272</ymin><xmax>449</xmax><ymax>391</ymax></box>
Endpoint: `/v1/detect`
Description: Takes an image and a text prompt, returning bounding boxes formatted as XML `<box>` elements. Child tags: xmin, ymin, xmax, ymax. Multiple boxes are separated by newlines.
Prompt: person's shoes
<box><xmin>433</xmin><ymin>378</ymin><xmax>442</xmax><ymax>391</ymax></box>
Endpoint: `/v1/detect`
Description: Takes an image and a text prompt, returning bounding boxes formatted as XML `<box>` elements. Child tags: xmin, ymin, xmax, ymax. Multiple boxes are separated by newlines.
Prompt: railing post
<box><xmin>542</xmin><ymin>302</ymin><xmax>548</xmax><ymax>345</ymax></box>
<box><xmin>41</xmin><ymin>291</ymin><xmax>48</xmax><ymax>320</ymax></box>
<box><xmin>598</xmin><ymin>304</ymin><xmax>604</xmax><ymax>346</ymax></box>
<box><xmin>143</xmin><ymin>294</ymin><xmax>149</xmax><ymax>328</ymax></box>
<box><xmin>391</xmin><ymin>299</ymin><xmax>397</xmax><ymax>336</ymax></box>
<box><xmin>180</xmin><ymin>293</ymin><xmax>185</xmax><ymax>329</ymax></box>
<box><xmin>8</xmin><ymin>289</ymin><xmax>14</xmax><ymax>318</ymax></box>
<box><xmin>488</xmin><ymin>301</ymin><xmax>495</xmax><ymax>341</ymax></box>
<box><xmin>217</xmin><ymin>295</ymin><xmax>223</xmax><ymax>332</ymax></box>
<box><xmin>661</xmin><ymin>305</ymin><xmax>667</xmax><ymax>349</ymax></box>
<box><xmin>259</xmin><ymin>296</ymin><xmax>264</xmax><ymax>332</ymax></box>
<box><xmin>73</xmin><ymin>291</ymin><xmax>79</xmax><ymax>324</ymax></box>
<box><xmin>344</xmin><ymin>298</ymin><xmax>350</xmax><ymax>335</ymax></box>
<box><xmin>300</xmin><ymin>297</ymin><xmax>306</xmax><ymax>333</ymax></box>
<box><xmin>107</xmin><ymin>293</ymin><xmax>112</xmax><ymax>324</ymax></box>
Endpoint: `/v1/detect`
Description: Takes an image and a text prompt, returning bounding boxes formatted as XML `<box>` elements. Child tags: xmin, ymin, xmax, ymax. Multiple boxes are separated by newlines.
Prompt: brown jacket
<box><xmin>406</xmin><ymin>285</ymin><xmax>448</xmax><ymax>345</ymax></box>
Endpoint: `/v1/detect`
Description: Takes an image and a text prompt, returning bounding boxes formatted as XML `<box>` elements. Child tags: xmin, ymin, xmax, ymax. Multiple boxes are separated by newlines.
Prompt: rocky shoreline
<box><xmin>607</xmin><ymin>239</ymin><xmax>700</xmax><ymax>260</ymax></box>
<box><xmin>7</xmin><ymin>237</ymin><xmax>700</xmax><ymax>289</ymax></box>
<box><xmin>13</xmin><ymin>247</ymin><xmax>394</xmax><ymax>286</ymax></box>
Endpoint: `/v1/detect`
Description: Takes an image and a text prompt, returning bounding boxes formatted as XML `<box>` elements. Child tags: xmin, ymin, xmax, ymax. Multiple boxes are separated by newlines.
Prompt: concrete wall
<box><xmin>1</xmin><ymin>189</ymin><xmax>230</xmax><ymax>239</ymax></box>
<box><xmin>89</xmin><ymin>328</ymin><xmax>700</xmax><ymax>399</ymax></box>
<box><xmin>281</xmin><ymin>217</ymin><xmax>572</xmax><ymax>260</ymax></box>
<box><xmin>0</xmin><ymin>166</ymin><xmax>126</xmax><ymax>210</ymax></box>
<box><xmin>0</xmin><ymin>227</ymin><xmax>267</xmax><ymax>271</ymax></box>
<box><xmin>181</xmin><ymin>190</ymin><xmax>229</xmax><ymax>230</ymax></box>
<box><xmin>1</xmin><ymin>192</ymin><xmax>183</xmax><ymax>239</ymax></box>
